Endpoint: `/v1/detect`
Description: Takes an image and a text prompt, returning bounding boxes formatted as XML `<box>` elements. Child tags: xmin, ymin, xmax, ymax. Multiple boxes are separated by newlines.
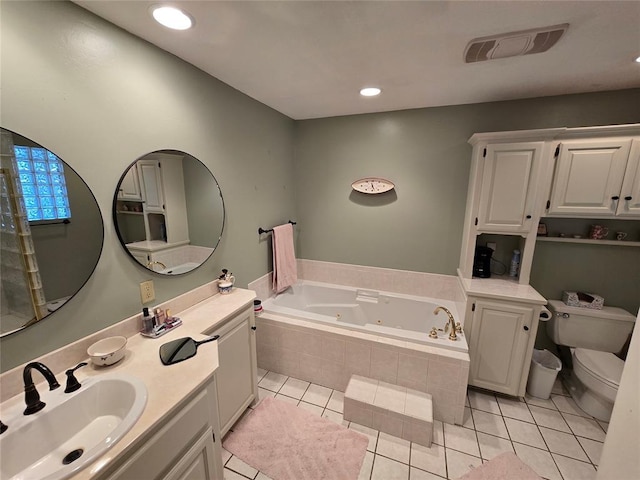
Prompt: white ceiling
<box><xmin>73</xmin><ymin>1</ymin><xmax>640</xmax><ymax>120</ymax></box>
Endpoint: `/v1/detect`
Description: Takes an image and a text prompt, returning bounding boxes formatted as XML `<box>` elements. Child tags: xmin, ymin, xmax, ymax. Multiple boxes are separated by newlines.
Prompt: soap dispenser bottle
<box><xmin>142</xmin><ymin>307</ymin><xmax>154</xmax><ymax>334</ymax></box>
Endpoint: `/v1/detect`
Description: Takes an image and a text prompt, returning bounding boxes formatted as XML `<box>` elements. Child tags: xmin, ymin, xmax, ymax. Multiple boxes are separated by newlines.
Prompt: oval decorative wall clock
<box><xmin>351</xmin><ymin>177</ymin><xmax>395</xmax><ymax>194</ymax></box>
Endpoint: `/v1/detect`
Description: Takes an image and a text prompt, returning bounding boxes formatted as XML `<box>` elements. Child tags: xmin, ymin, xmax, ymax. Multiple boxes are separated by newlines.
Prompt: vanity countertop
<box><xmin>0</xmin><ymin>287</ymin><xmax>255</xmax><ymax>480</ymax></box>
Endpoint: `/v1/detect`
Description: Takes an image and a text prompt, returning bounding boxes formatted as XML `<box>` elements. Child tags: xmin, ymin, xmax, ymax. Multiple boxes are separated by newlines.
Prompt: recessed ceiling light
<box><xmin>151</xmin><ymin>6</ymin><xmax>194</xmax><ymax>30</ymax></box>
<box><xmin>360</xmin><ymin>87</ymin><xmax>381</xmax><ymax>97</ymax></box>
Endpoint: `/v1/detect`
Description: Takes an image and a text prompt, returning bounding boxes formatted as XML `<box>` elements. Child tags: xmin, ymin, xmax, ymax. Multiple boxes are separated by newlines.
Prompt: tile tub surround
<box><xmin>249</xmin><ymin>259</ymin><xmax>468</xmax><ymax>319</ymax></box>
<box><xmin>256</xmin><ymin>313</ymin><xmax>469</xmax><ymax>425</ymax></box>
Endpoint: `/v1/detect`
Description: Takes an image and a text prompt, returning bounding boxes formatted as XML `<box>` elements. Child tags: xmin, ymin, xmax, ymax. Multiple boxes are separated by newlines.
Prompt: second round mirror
<box><xmin>113</xmin><ymin>150</ymin><xmax>224</xmax><ymax>274</ymax></box>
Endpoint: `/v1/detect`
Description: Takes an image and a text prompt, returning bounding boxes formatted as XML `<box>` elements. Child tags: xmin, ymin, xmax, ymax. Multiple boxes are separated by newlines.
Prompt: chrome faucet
<box><xmin>23</xmin><ymin>362</ymin><xmax>61</xmax><ymax>415</ymax></box>
<box><xmin>434</xmin><ymin>306</ymin><xmax>460</xmax><ymax>341</ymax></box>
<box><xmin>146</xmin><ymin>260</ymin><xmax>167</xmax><ymax>271</ymax></box>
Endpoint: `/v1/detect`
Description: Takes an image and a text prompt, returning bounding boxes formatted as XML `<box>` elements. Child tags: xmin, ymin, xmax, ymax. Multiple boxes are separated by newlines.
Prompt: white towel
<box><xmin>272</xmin><ymin>223</ymin><xmax>297</xmax><ymax>294</ymax></box>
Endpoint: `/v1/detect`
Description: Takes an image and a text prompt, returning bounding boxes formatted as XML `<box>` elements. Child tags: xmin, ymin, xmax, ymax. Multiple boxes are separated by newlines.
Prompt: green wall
<box><xmin>2</xmin><ymin>0</ymin><xmax>639</xmax><ymax>372</ymax></box>
<box><xmin>0</xmin><ymin>1</ymin><xmax>295</xmax><ymax>370</ymax></box>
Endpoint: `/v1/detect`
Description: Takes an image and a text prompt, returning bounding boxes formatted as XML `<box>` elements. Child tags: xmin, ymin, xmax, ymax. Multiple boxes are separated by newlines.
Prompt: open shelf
<box><xmin>536</xmin><ymin>237</ymin><xmax>640</xmax><ymax>247</ymax></box>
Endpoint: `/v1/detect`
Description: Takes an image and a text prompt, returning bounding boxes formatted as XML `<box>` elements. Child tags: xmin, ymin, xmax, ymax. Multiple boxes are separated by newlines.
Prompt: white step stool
<box><xmin>343</xmin><ymin>375</ymin><xmax>433</xmax><ymax>447</ymax></box>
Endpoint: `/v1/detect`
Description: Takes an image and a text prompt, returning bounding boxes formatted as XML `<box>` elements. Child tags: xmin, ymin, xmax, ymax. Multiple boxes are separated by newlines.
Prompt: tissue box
<box><xmin>562</xmin><ymin>291</ymin><xmax>604</xmax><ymax>310</ymax></box>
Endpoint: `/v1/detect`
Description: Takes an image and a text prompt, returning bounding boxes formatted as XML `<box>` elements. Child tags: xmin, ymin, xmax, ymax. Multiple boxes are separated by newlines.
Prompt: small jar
<box><xmin>254</xmin><ymin>299</ymin><xmax>263</xmax><ymax>316</ymax></box>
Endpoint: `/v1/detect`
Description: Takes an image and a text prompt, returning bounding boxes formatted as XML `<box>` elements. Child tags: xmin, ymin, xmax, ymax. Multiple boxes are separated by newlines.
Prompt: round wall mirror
<box><xmin>113</xmin><ymin>150</ymin><xmax>224</xmax><ymax>275</ymax></box>
<box><xmin>0</xmin><ymin>128</ymin><xmax>104</xmax><ymax>337</ymax></box>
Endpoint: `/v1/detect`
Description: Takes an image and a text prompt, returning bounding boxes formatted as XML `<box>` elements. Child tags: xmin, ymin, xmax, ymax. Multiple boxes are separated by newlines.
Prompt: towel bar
<box><xmin>258</xmin><ymin>220</ymin><xmax>296</xmax><ymax>235</ymax></box>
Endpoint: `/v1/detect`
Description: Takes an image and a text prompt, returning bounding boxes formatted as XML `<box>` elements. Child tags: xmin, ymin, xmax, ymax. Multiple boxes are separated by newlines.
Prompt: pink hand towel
<box><xmin>272</xmin><ymin>223</ymin><xmax>297</xmax><ymax>294</ymax></box>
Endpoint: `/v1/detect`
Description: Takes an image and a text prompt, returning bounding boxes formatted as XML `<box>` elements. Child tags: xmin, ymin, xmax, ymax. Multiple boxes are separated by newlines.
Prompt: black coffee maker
<box><xmin>473</xmin><ymin>246</ymin><xmax>493</xmax><ymax>278</ymax></box>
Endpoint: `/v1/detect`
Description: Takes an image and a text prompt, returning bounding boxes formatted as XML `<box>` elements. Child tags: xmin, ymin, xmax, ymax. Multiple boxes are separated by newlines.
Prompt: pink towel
<box><xmin>272</xmin><ymin>223</ymin><xmax>297</xmax><ymax>293</ymax></box>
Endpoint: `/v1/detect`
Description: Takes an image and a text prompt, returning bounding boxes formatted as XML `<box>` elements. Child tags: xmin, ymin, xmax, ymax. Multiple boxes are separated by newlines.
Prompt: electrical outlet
<box><xmin>487</xmin><ymin>242</ymin><xmax>497</xmax><ymax>252</ymax></box>
<box><xmin>140</xmin><ymin>280</ymin><xmax>155</xmax><ymax>303</ymax></box>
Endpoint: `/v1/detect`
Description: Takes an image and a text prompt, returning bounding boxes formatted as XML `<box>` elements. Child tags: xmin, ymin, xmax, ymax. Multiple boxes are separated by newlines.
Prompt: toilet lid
<box><xmin>574</xmin><ymin>348</ymin><xmax>624</xmax><ymax>388</ymax></box>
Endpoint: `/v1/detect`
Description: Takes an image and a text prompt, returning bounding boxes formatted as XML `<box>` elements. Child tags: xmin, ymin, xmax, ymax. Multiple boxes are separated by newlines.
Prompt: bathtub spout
<box><xmin>434</xmin><ymin>306</ymin><xmax>457</xmax><ymax>341</ymax></box>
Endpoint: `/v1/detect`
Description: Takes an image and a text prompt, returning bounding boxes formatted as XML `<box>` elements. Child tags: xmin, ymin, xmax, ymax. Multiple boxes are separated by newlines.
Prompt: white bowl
<box><xmin>87</xmin><ymin>336</ymin><xmax>127</xmax><ymax>366</ymax></box>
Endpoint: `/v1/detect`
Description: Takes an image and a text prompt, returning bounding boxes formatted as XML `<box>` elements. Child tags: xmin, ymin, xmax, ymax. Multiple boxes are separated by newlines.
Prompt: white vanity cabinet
<box><xmin>101</xmin><ymin>378</ymin><xmax>223</xmax><ymax>480</ymax></box>
<box><xmin>476</xmin><ymin>142</ymin><xmax>545</xmax><ymax>234</ymax></box>
<box><xmin>546</xmin><ymin>137</ymin><xmax>640</xmax><ymax>218</ymax></box>
<box><xmin>137</xmin><ymin>160</ymin><xmax>165</xmax><ymax>214</ymax></box>
<box><xmin>465</xmin><ymin>297</ymin><xmax>541</xmax><ymax>396</ymax></box>
<box><xmin>205</xmin><ymin>307</ymin><xmax>258</xmax><ymax>436</ymax></box>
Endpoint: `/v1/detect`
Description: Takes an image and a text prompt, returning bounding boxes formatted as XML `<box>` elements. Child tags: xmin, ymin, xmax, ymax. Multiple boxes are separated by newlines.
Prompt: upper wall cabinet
<box><xmin>546</xmin><ymin>138</ymin><xmax>640</xmax><ymax>218</ymax></box>
<box><xmin>477</xmin><ymin>142</ymin><xmax>545</xmax><ymax>234</ymax></box>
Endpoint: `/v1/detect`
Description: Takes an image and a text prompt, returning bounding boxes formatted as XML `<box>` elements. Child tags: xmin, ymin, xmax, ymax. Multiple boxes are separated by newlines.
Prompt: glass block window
<box><xmin>14</xmin><ymin>145</ymin><xmax>71</xmax><ymax>222</ymax></box>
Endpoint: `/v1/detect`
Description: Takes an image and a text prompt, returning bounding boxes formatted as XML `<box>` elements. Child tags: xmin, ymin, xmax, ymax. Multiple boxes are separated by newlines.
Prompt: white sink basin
<box><xmin>0</xmin><ymin>373</ymin><xmax>147</xmax><ymax>480</ymax></box>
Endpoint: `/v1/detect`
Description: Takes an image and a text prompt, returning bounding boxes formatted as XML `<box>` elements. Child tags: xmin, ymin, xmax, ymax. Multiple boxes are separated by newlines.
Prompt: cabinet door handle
<box><xmin>523</xmin><ymin>325</ymin><xmax>529</xmax><ymax>331</ymax></box>
<box><xmin>526</xmin><ymin>215</ymin><xmax>532</xmax><ymax>219</ymax></box>
<box><xmin>611</xmin><ymin>196</ymin><xmax>620</xmax><ymax>201</ymax></box>
<box><xmin>625</xmin><ymin>196</ymin><xmax>633</xmax><ymax>201</ymax></box>
<box><xmin>251</xmin><ymin>326</ymin><xmax>257</xmax><ymax>331</ymax></box>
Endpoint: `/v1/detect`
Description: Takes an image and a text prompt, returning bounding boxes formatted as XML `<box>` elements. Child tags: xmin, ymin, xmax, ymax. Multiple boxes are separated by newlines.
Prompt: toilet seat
<box><xmin>573</xmin><ymin>348</ymin><xmax>623</xmax><ymax>389</ymax></box>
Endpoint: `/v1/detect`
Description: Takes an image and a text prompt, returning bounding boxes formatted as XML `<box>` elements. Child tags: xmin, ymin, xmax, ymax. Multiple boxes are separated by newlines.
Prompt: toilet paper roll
<box><xmin>539</xmin><ymin>305</ymin><xmax>552</xmax><ymax>321</ymax></box>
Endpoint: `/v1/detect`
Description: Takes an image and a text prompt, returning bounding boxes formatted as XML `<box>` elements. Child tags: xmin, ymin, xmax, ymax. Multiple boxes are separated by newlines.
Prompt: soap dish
<box><xmin>87</xmin><ymin>336</ymin><xmax>127</xmax><ymax>366</ymax></box>
<box><xmin>140</xmin><ymin>318</ymin><xmax>182</xmax><ymax>339</ymax></box>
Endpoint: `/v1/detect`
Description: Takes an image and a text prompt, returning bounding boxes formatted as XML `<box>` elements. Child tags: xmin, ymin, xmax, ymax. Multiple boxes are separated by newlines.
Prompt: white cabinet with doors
<box><xmin>546</xmin><ymin>137</ymin><xmax>640</xmax><ymax>218</ymax></box>
<box><xmin>101</xmin><ymin>378</ymin><xmax>223</xmax><ymax>480</ymax></box>
<box><xmin>117</xmin><ymin>166</ymin><xmax>142</xmax><ymax>200</ymax></box>
<box><xmin>464</xmin><ymin>295</ymin><xmax>543</xmax><ymax>397</ymax></box>
<box><xmin>137</xmin><ymin>160</ymin><xmax>165</xmax><ymax>213</ymax></box>
<box><xmin>205</xmin><ymin>307</ymin><xmax>258</xmax><ymax>436</ymax></box>
<box><xmin>476</xmin><ymin>142</ymin><xmax>545</xmax><ymax>234</ymax></box>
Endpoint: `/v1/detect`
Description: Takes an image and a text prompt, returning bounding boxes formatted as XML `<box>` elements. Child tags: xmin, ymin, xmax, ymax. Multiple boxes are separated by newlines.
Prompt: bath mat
<box><xmin>458</xmin><ymin>452</ymin><xmax>543</xmax><ymax>480</ymax></box>
<box><xmin>223</xmin><ymin>396</ymin><xmax>369</xmax><ymax>480</ymax></box>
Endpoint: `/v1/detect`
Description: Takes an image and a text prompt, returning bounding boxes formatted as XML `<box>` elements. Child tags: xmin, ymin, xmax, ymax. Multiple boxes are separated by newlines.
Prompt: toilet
<box><xmin>546</xmin><ymin>300</ymin><xmax>635</xmax><ymax>421</ymax></box>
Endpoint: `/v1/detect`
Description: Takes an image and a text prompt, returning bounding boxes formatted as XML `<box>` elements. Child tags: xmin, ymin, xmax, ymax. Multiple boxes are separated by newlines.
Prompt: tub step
<box><xmin>343</xmin><ymin>375</ymin><xmax>433</xmax><ymax>447</ymax></box>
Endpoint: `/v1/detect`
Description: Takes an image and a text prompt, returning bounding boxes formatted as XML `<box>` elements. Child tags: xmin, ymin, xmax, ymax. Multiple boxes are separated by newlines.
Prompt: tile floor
<box><xmin>222</xmin><ymin>369</ymin><xmax>606</xmax><ymax>480</ymax></box>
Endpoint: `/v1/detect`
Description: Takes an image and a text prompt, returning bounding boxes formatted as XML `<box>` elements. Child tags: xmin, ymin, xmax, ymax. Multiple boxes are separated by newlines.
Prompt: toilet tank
<box><xmin>546</xmin><ymin>300</ymin><xmax>636</xmax><ymax>353</ymax></box>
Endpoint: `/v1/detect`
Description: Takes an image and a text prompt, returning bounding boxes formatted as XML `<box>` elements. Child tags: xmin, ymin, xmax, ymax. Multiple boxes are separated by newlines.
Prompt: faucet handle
<box><xmin>64</xmin><ymin>362</ymin><xmax>88</xmax><ymax>393</ymax></box>
<box><xmin>0</xmin><ymin>421</ymin><xmax>7</xmax><ymax>434</ymax></box>
<box><xmin>455</xmin><ymin>322</ymin><xmax>463</xmax><ymax>334</ymax></box>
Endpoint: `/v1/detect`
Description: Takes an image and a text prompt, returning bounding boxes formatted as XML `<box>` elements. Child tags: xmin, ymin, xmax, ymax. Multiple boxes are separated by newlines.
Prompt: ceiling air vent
<box><xmin>464</xmin><ymin>24</ymin><xmax>569</xmax><ymax>63</ymax></box>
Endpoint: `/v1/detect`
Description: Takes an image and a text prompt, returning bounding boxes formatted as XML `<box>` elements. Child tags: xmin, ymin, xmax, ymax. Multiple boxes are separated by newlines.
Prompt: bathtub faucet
<box><xmin>434</xmin><ymin>306</ymin><xmax>460</xmax><ymax>341</ymax></box>
<box><xmin>146</xmin><ymin>261</ymin><xmax>167</xmax><ymax>271</ymax></box>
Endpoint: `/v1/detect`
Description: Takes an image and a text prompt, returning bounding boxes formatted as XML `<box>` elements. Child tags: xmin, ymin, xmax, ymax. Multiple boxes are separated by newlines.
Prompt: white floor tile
<box><xmin>327</xmin><ymin>389</ymin><xmax>345</xmax><ymax>413</ymax></box>
<box><xmin>596</xmin><ymin>419</ymin><xmax>609</xmax><ymax>433</ymax></box>
<box><xmin>504</xmin><ymin>417</ymin><xmax>547</xmax><ymax>450</ymax></box>
<box><xmin>257</xmin><ymin>387</ymin><xmax>276</xmax><ymax>404</ymax></box>
<box><xmin>529</xmin><ymin>404</ymin><xmax>571</xmax><ymax>433</ymax></box>
<box><xmin>562</xmin><ymin>413</ymin><xmax>607</xmax><ymax>442</ymax></box>
<box><xmin>350</xmin><ymin>422</ymin><xmax>379</xmax><ymax>452</ymax></box>
<box><xmin>470</xmin><ymin>409</ymin><xmax>509</xmax><ymax>439</ymax></box>
<box><xmin>512</xmin><ymin>443</ymin><xmax>562</xmax><ymax>480</ymax></box>
<box><xmin>462</xmin><ymin>407</ymin><xmax>474</xmax><ymax>429</ymax></box>
<box><xmin>322</xmin><ymin>408</ymin><xmax>348</xmax><ymax>426</ymax></box>
<box><xmin>298</xmin><ymin>401</ymin><xmax>324</xmax><ymax>415</ymax></box>
<box><xmin>278</xmin><ymin>377</ymin><xmax>310</xmax><ymax>399</ymax></box>
<box><xmin>496</xmin><ymin>396</ymin><xmax>534</xmax><ymax>423</ymax></box>
<box><xmin>258</xmin><ymin>371</ymin><xmax>288</xmax><ymax>392</ymax></box>
<box><xmin>256</xmin><ymin>473</ymin><xmax>273</xmax><ymax>480</ymax></box>
<box><xmin>410</xmin><ymin>443</ymin><xmax>447</xmax><ymax>478</ymax></box>
<box><xmin>224</xmin><ymin>468</ymin><xmax>249</xmax><ymax>480</ymax></box>
<box><xmin>443</xmin><ymin>423</ymin><xmax>480</xmax><ymax>457</ymax></box>
<box><xmin>274</xmin><ymin>393</ymin><xmax>299</xmax><ymax>405</ymax></box>
<box><xmin>476</xmin><ymin>432</ymin><xmax>514</xmax><ymax>460</ymax></box>
<box><xmin>301</xmin><ymin>383</ymin><xmax>332</xmax><ymax>407</ymax></box>
<box><xmin>256</xmin><ymin>367</ymin><xmax>268</xmax><ymax>382</ymax></box>
<box><xmin>226</xmin><ymin>455</ymin><xmax>258</xmax><ymax>479</ymax></box>
<box><xmin>445</xmin><ymin>448</ymin><xmax>482</xmax><ymax>479</ymax></box>
<box><xmin>409</xmin><ymin>467</ymin><xmax>445</xmax><ymax>480</ymax></box>
<box><xmin>222</xmin><ymin>447</ymin><xmax>232</xmax><ymax>465</ymax></box>
<box><xmin>577</xmin><ymin>436</ymin><xmax>604</xmax><ymax>466</ymax></box>
<box><xmin>539</xmin><ymin>427</ymin><xmax>590</xmax><ymax>462</ymax></box>
<box><xmin>551</xmin><ymin>394</ymin><xmax>591</xmax><ymax>417</ymax></box>
<box><xmin>376</xmin><ymin>431</ymin><xmax>411</xmax><ymax>464</ymax></box>
<box><xmin>468</xmin><ymin>390</ymin><xmax>501</xmax><ymax>415</ymax></box>
<box><xmin>432</xmin><ymin>420</ymin><xmax>444</xmax><ymax>446</ymax></box>
<box><xmin>553</xmin><ymin>453</ymin><xmax>597</xmax><ymax>480</ymax></box>
<box><xmin>358</xmin><ymin>451</ymin><xmax>374</xmax><ymax>480</ymax></box>
<box><xmin>371</xmin><ymin>454</ymin><xmax>410</xmax><ymax>480</ymax></box>
<box><xmin>552</xmin><ymin>378</ymin><xmax>571</xmax><ymax>396</ymax></box>
<box><xmin>524</xmin><ymin>393</ymin><xmax>557</xmax><ymax>410</ymax></box>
